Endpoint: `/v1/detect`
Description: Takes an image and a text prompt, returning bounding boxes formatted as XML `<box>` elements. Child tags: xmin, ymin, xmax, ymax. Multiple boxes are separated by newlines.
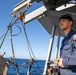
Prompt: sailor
<box><xmin>48</xmin><ymin>14</ymin><xmax>76</xmax><ymax>75</ymax></box>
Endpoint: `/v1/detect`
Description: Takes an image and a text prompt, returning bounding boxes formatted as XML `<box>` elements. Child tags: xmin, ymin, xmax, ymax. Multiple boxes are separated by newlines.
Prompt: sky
<box><xmin>0</xmin><ymin>0</ymin><xmax>63</xmax><ymax>60</ymax></box>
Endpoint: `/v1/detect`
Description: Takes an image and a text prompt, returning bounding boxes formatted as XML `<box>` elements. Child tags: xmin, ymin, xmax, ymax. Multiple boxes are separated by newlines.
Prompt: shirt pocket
<box><xmin>63</xmin><ymin>44</ymin><xmax>72</xmax><ymax>50</ymax></box>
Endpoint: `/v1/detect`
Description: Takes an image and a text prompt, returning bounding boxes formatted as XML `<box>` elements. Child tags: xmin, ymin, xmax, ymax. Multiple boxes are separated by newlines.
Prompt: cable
<box><xmin>21</xmin><ymin>21</ymin><xmax>43</xmax><ymax>75</ymax></box>
<box><xmin>0</xmin><ymin>16</ymin><xmax>14</xmax><ymax>48</ymax></box>
<box><xmin>0</xmin><ymin>33</ymin><xmax>5</xmax><ymax>39</ymax></box>
<box><xmin>8</xmin><ymin>17</ymin><xmax>22</xmax><ymax>75</ymax></box>
<box><xmin>10</xmin><ymin>27</ymin><xmax>20</xmax><ymax>75</ymax></box>
<box><xmin>11</xmin><ymin>25</ymin><xmax>21</xmax><ymax>36</ymax></box>
<box><xmin>21</xmin><ymin>22</ymin><xmax>33</xmax><ymax>59</ymax></box>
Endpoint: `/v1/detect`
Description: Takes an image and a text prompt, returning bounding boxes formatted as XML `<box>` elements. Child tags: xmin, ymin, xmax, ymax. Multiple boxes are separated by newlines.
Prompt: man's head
<box><xmin>59</xmin><ymin>14</ymin><xmax>73</xmax><ymax>30</ymax></box>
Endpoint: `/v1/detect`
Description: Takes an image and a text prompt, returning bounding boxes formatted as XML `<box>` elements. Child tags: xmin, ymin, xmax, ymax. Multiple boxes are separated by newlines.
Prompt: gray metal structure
<box><xmin>23</xmin><ymin>1</ymin><xmax>76</xmax><ymax>75</ymax></box>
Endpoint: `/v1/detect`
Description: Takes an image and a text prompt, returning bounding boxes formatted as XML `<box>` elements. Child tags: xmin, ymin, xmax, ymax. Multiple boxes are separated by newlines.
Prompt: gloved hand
<box><xmin>48</xmin><ymin>67</ymin><xmax>56</xmax><ymax>75</ymax></box>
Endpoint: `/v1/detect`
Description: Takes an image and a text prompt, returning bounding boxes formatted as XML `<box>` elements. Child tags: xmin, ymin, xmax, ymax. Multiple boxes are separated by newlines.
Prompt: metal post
<box><xmin>56</xmin><ymin>34</ymin><xmax>60</xmax><ymax>58</ymax></box>
<box><xmin>43</xmin><ymin>25</ymin><xmax>56</xmax><ymax>75</ymax></box>
<box><xmin>27</xmin><ymin>58</ymin><xmax>34</xmax><ymax>75</ymax></box>
<box><xmin>3</xmin><ymin>57</ymin><xmax>12</xmax><ymax>75</ymax></box>
<box><xmin>3</xmin><ymin>61</ymin><xmax>10</xmax><ymax>75</ymax></box>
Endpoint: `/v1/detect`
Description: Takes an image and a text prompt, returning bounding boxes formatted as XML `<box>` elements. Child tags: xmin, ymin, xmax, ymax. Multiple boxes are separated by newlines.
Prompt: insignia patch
<box><xmin>73</xmin><ymin>35</ymin><xmax>76</xmax><ymax>41</ymax></box>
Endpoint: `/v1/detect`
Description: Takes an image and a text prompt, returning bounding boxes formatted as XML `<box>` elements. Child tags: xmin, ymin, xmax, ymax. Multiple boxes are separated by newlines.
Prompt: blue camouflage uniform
<box><xmin>60</xmin><ymin>30</ymin><xmax>76</xmax><ymax>75</ymax></box>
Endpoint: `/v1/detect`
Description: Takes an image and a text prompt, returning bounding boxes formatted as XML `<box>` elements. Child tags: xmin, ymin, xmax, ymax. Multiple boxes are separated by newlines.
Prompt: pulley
<box><xmin>18</xmin><ymin>12</ymin><xmax>25</xmax><ymax>21</ymax></box>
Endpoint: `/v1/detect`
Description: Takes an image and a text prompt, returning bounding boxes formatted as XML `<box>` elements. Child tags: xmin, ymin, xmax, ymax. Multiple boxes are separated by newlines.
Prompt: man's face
<box><xmin>59</xmin><ymin>19</ymin><xmax>72</xmax><ymax>30</ymax></box>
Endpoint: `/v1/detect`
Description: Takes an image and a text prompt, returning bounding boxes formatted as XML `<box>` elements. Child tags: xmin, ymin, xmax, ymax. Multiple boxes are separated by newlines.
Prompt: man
<box><xmin>48</xmin><ymin>14</ymin><xmax>76</xmax><ymax>75</ymax></box>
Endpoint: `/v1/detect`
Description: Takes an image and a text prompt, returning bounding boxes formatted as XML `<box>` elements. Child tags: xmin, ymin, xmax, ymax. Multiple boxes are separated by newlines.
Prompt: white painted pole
<box><xmin>43</xmin><ymin>25</ymin><xmax>56</xmax><ymax>75</ymax></box>
<box><xmin>56</xmin><ymin>34</ymin><xmax>60</xmax><ymax>59</ymax></box>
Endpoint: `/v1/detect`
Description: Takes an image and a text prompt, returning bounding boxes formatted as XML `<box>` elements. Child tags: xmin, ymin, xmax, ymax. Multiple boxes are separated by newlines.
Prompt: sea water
<box><xmin>5</xmin><ymin>58</ymin><xmax>45</xmax><ymax>75</ymax></box>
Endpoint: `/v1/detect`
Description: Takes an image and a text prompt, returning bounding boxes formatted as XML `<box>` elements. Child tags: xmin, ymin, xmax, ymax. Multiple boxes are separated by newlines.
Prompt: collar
<box><xmin>64</xmin><ymin>30</ymin><xmax>74</xmax><ymax>41</ymax></box>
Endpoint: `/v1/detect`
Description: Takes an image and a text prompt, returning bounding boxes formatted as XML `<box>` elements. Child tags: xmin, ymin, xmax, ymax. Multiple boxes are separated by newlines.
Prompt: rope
<box><xmin>9</xmin><ymin>18</ymin><xmax>21</xmax><ymax>75</ymax></box>
<box><xmin>0</xmin><ymin>16</ymin><xmax>14</xmax><ymax>48</ymax></box>
<box><xmin>10</xmin><ymin>27</ymin><xmax>20</xmax><ymax>75</ymax></box>
<box><xmin>11</xmin><ymin>25</ymin><xmax>21</xmax><ymax>36</ymax></box>
<box><xmin>21</xmin><ymin>22</ymin><xmax>34</xmax><ymax>59</ymax></box>
<box><xmin>21</xmin><ymin>22</ymin><xmax>43</xmax><ymax>75</ymax></box>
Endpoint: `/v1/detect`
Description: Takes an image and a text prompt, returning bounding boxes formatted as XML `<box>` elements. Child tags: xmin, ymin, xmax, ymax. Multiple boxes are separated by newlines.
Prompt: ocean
<box><xmin>5</xmin><ymin>58</ymin><xmax>45</xmax><ymax>75</ymax></box>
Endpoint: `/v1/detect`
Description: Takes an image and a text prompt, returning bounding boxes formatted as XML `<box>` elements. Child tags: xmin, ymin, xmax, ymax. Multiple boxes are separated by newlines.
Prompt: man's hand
<box><xmin>48</xmin><ymin>68</ymin><xmax>56</xmax><ymax>74</ymax></box>
<box><xmin>57</xmin><ymin>58</ymin><xmax>64</xmax><ymax>68</ymax></box>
